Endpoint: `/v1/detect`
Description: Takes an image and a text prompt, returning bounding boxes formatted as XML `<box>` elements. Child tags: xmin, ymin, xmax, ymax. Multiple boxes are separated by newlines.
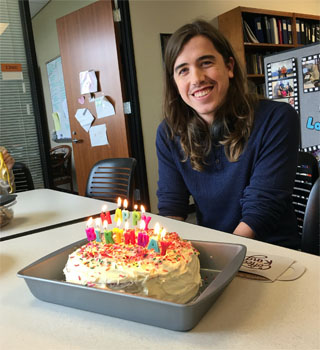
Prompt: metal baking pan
<box><xmin>17</xmin><ymin>239</ymin><xmax>246</xmax><ymax>331</ymax></box>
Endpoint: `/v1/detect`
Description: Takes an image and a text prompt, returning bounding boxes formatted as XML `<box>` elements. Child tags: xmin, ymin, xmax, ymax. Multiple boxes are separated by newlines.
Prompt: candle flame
<box><xmin>101</xmin><ymin>204</ymin><xmax>107</xmax><ymax>212</ymax></box>
<box><xmin>141</xmin><ymin>205</ymin><xmax>145</xmax><ymax>213</ymax></box>
<box><xmin>87</xmin><ymin>217</ymin><xmax>93</xmax><ymax>227</ymax></box>
<box><xmin>103</xmin><ymin>220</ymin><xmax>108</xmax><ymax>229</ymax></box>
<box><xmin>140</xmin><ymin>219</ymin><xmax>146</xmax><ymax>230</ymax></box>
<box><xmin>117</xmin><ymin>218</ymin><xmax>121</xmax><ymax>227</ymax></box>
<box><xmin>134</xmin><ymin>204</ymin><xmax>138</xmax><ymax>210</ymax></box>
<box><xmin>161</xmin><ymin>228</ymin><xmax>167</xmax><ymax>239</ymax></box>
<box><xmin>125</xmin><ymin>221</ymin><xmax>129</xmax><ymax>230</ymax></box>
<box><xmin>117</xmin><ymin>197</ymin><xmax>122</xmax><ymax>207</ymax></box>
<box><xmin>123</xmin><ymin>199</ymin><xmax>128</xmax><ymax>209</ymax></box>
<box><xmin>95</xmin><ymin>218</ymin><xmax>101</xmax><ymax>228</ymax></box>
<box><xmin>154</xmin><ymin>222</ymin><xmax>160</xmax><ymax>235</ymax></box>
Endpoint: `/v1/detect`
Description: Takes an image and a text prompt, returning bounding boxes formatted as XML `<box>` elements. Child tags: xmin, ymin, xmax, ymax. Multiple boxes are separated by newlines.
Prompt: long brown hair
<box><xmin>163</xmin><ymin>20</ymin><xmax>259</xmax><ymax>171</ymax></box>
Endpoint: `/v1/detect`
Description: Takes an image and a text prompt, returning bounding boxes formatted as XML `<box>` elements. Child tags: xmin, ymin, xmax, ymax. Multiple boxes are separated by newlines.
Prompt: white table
<box><xmin>0</xmin><ymin>189</ymin><xmax>117</xmax><ymax>240</ymax></box>
<box><xmin>0</xmin><ymin>213</ymin><xmax>319</xmax><ymax>349</ymax></box>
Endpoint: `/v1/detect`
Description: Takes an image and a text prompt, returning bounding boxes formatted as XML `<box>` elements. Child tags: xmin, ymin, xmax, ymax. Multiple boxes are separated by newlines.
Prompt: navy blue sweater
<box><xmin>156</xmin><ymin>100</ymin><xmax>300</xmax><ymax>249</ymax></box>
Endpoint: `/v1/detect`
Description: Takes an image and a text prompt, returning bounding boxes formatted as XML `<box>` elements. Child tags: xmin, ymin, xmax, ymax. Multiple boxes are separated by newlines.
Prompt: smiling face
<box><xmin>173</xmin><ymin>35</ymin><xmax>234</xmax><ymax>124</ymax></box>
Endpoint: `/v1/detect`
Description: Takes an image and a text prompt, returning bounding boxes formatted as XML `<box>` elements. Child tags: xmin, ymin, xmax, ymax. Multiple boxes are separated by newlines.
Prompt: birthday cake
<box><xmin>63</xmin><ymin>223</ymin><xmax>201</xmax><ymax>304</ymax></box>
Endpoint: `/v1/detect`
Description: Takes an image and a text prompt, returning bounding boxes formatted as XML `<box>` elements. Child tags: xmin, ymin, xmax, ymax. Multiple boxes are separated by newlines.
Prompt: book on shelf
<box><xmin>254</xmin><ymin>16</ymin><xmax>265</xmax><ymax>43</ymax></box>
<box><xmin>243</xmin><ymin>20</ymin><xmax>259</xmax><ymax>43</ymax></box>
<box><xmin>301</xmin><ymin>21</ymin><xmax>306</xmax><ymax>44</ymax></box>
<box><xmin>287</xmin><ymin>19</ymin><xmax>293</xmax><ymax>44</ymax></box>
<box><xmin>270</xmin><ymin>17</ymin><xmax>279</xmax><ymax>44</ymax></box>
<box><xmin>282</xmin><ymin>18</ymin><xmax>288</xmax><ymax>44</ymax></box>
<box><xmin>277</xmin><ymin>19</ymin><xmax>283</xmax><ymax>44</ymax></box>
<box><xmin>263</xmin><ymin>16</ymin><xmax>272</xmax><ymax>43</ymax></box>
<box><xmin>296</xmin><ymin>19</ymin><xmax>301</xmax><ymax>44</ymax></box>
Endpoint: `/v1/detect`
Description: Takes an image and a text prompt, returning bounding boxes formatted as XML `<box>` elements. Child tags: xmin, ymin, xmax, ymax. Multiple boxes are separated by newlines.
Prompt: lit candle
<box><xmin>141</xmin><ymin>205</ymin><xmax>151</xmax><ymax>230</ymax></box>
<box><xmin>114</xmin><ymin>197</ymin><xmax>122</xmax><ymax>223</ymax></box>
<box><xmin>132</xmin><ymin>204</ymin><xmax>141</xmax><ymax>226</ymax></box>
<box><xmin>94</xmin><ymin>218</ymin><xmax>102</xmax><ymax>242</ymax></box>
<box><xmin>101</xmin><ymin>204</ymin><xmax>112</xmax><ymax>225</ymax></box>
<box><xmin>160</xmin><ymin>228</ymin><xmax>170</xmax><ymax>255</ymax></box>
<box><xmin>147</xmin><ymin>238</ymin><xmax>160</xmax><ymax>253</ymax></box>
<box><xmin>122</xmin><ymin>199</ymin><xmax>130</xmax><ymax>222</ymax></box>
<box><xmin>112</xmin><ymin>218</ymin><xmax>123</xmax><ymax>243</ymax></box>
<box><xmin>137</xmin><ymin>220</ymin><xmax>149</xmax><ymax>247</ymax></box>
<box><xmin>154</xmin><ymin>222</ymin><xmax>161</xmax><ymax>240</ymax></box>
<box><xmin>104</xmin><ymin>220</ymin><xmax>114</xmax><ymax>244</ymax></box>
<box><xmin>85</xmin><ymin>217</ymin><xmax>96</xmax><ymax>241</ymax></box>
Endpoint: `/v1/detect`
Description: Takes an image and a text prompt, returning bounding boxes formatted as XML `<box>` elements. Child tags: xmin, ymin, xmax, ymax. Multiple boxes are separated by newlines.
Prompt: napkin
<box><xmin>237</xmin><ymin>251</ymin><xmax>306</xmax><ymax>282</ymax></box>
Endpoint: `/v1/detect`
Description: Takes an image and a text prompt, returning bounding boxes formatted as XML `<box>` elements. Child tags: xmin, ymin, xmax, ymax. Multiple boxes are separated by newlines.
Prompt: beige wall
<box><xmin>32</xmin><ymin>0</ymin><xmax>320</xmax><ymax>210</ymax></box>
<box><xmin>128</xmin><ymin>0</ymin><xmax>320</xmax><ymax>213</ymax></box>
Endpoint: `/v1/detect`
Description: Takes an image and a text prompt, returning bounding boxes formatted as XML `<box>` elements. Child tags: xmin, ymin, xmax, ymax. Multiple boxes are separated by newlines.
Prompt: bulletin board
<box><xmin>46</xmin><ymin>56</ymin><xmax>72</xmax><ymax>141</ymax></box>
<box><xmin>264</xmin><ymin>43</ymin><xmax>320</xmax><ymax>150</ymax></box>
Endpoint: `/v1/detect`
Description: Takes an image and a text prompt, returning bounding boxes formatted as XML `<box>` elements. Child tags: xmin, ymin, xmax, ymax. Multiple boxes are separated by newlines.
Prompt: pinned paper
<box><xmin>52</xmin><ymin>112</ymin><xmax>61</xmax><ymax>131</ymax></box>
<box><xmin>89</xmin><ymin>124</ymin><xmax>109</xmax><ymax>147</ymax></box>
<box><xmin>95</xmin><ymin>96</ymin><xmax>115</xmax><ymax>118</ymax></box>
<box><xmin>78</xmin><ymin>96</ymin><xmax>85</xmax><ymax>105</ymax></box>
<box><xmin>75</xmin><ymin>108</ymin><xmax>94</xmax><ymax>132</ymax></box>
<box><xmin>79</xmin><ymin>70</ymin><xmax>98</xmax><ymax>95</ymax></box>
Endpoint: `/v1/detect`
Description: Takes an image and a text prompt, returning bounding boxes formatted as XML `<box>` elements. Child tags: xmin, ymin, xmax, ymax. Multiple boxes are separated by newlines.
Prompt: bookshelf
<box><xmin>218</xmin><ymin>7</ymin><xmax>320</xmax><ymax>94</ymax></box>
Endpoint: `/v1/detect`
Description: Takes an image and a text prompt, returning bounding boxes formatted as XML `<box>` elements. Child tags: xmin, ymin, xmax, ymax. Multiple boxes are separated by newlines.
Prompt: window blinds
<box><xmin>0</xmin><ymin>0</ymin><xmax>44</xmax><ymax>188</ymax></box>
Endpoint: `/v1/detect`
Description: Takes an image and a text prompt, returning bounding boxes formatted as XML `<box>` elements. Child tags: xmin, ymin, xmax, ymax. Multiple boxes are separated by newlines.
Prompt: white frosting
<box><xmin>63</xmin><ymin>232</ymin><xmax>201</xmax><ymax>304</ymax></box>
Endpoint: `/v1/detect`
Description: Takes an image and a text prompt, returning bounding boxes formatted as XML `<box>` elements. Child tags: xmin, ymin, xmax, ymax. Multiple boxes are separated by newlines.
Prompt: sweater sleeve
<box><xmin>156</xmin><ymin>122</ymin><xmax>190</xmax><ymax>219</ymax></box>
<box><xmin>240</xmin><ymin>102</ymin><xmax>300</xmax><ymax>239</ymax></box>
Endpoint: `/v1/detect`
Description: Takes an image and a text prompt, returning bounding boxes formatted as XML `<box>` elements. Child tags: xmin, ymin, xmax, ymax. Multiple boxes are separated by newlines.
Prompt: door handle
<box><xmin>72</xmin><ymin>138</ymin><xmax>82</xmax><ymax>143</ymax></box>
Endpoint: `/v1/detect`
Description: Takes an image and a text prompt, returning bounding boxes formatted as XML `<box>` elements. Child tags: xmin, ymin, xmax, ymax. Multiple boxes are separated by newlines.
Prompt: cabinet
<box><xmin>218</xmin><ymin>7</ymin><xmax>320</xmax><ymax>94</ymax></box>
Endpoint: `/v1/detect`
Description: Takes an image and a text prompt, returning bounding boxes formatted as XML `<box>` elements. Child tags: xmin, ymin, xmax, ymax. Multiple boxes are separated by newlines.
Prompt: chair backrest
<box><xmin>292</xmin><ymin>151</ymin><xmax>319</xmax><ymax>235</ymax></box>
<box><xmin>49</xmin><ymin>145</ymin><xmax>73</xmax><ymax>191</ymax></box>
<box><xmin>301</xmin><ymin>177</ymin><xmax>319</xmax><ymax>255</ymax></box>
<box><xmin>12</xmin><ymin>162</ymin><xmax>35</xmax><ymax>192</ymax></box>
<box><xmin>85</xmin><ymin>158</ymin><xmax>137</xmax><ymax>206</ymax></box>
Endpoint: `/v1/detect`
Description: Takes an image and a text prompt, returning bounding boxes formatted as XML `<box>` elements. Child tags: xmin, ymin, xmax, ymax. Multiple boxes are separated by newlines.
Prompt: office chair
<box><xmin>86</xmin><ymin>158</ymin><xmax>137</xmax><ymax>207</ymax></box>
<box><xmin>12</xmin><ymin>162</ymin><xmax>35</xmax><ymax>192</ymax></box>
<box><xmin>292</xmin><ymin>151</ymin><xmax>319</xmax><ymax>235</ymax></box>
<box><xmin>49</xmin><ymin>145</ymin><xmax>73</xmax><ymax>192</ymax></box>
<box><xmin>301</xmin><ymin>177</ymin><xmax>319</xmax><ymax>255</ymax></box>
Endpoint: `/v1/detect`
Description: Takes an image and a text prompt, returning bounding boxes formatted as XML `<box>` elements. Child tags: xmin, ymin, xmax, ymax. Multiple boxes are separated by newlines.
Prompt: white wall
<box><xmin>32</xmin><ymin>0</ymin><xmax>320</xmax><ymax>209</ymax></box>
<box><xmin>128</xmin><ymin>0</ymin><xmax>320</xmax><ymax>213</ymax></box>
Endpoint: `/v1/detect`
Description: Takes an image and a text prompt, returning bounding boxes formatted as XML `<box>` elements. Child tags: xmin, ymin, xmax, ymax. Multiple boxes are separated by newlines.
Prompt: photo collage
<box><xmin>266</xmin><ymin>58</ymin><xmax>299</xmax><ymax>112</ymax></box>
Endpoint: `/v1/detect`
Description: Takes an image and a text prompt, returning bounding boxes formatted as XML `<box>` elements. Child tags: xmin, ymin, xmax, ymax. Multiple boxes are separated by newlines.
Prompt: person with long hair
<box><xmin>156</xmin><ymin>20</ymin><xmax>300</xmax><ymax>248</ymax></box>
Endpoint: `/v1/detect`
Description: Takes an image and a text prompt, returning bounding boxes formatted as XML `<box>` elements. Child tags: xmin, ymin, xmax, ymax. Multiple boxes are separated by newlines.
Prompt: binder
<box><xmin>264</xmin><ymin>16</ymin><xmax>272</xmax><ymax>43</ymax></box>
<box><xmin>243</xmin><ymin>20</ymin><xmax>259</xmax><ymax>43</ymax></box>
<box><xmin>311</xmin><ymin>24</ymin><xmax>316</xmax><ymax>43</ymax></box>
<box><xmin>296</xmin><ymin>19</ymin><xmax>301</xmax><ymax>44</ymax></box>
<box><xmin>287</xmin><ymin>19</ymin><xmax>293</xmax><ymax>44</ymax></box>
<box><xmin>316</xmin><ymin>24</ymin><xmax>320</xmax><ymax>42</ymax></box>
<box><xmin>254</xmin><ymin>16</ymin><xmax>265</xmax><ymax>43</ymax></box>
<box><xmin>270</xmin><ymin>17</ymin><xmax>279</xmax><ymax>44</ymax></box>
<box><xmin>301</xmin><ymin>21</ymin><xmax>306</xmax><ymax>44</ymax></box>
<box><xmin>282</xmin><ymin>18</ymin><xmax>288</xmax><ymax>44</ymax></box>
<box><xmin>277</xmin><ymin>19</ymin><xmax>283</xmax><ymax>44</ymax></box>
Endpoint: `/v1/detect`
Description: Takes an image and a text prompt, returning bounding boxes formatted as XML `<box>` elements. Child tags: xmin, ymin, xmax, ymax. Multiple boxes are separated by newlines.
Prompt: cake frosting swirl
<box><xmin>63</xmin><ymin>231</ymin><xmax>201</xmax><ymax>304</ymax></box>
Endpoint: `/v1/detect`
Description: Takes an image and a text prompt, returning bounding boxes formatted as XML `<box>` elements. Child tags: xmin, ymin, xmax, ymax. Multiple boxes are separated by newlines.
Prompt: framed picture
<box><xmin>301</xmin><ymin>54</ymin><xmax>320</xmax><ymax>93</ymax></box>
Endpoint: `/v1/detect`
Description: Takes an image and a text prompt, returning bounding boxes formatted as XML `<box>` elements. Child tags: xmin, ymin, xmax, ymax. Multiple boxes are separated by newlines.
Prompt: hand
<box><xmin>2</xmin><ymin>149</ymin><xmax>15</xmax><ymax>170</ymax></box>
<box><xmin>233</xmin><ymin>221</ymin><xmax>255</xmax><ymax>239</ymax></box>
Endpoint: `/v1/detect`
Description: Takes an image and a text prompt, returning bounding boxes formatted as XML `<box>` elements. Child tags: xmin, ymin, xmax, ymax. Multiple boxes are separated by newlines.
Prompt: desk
<box><xmin>0</xmin><ymin>189</ymin><xmax>117</xmax><ymax>240</ymax></box>
<box><xmin>0</xmin><ymin>214</ymin><xmax>319</xmax><ymax>349</ymax></box>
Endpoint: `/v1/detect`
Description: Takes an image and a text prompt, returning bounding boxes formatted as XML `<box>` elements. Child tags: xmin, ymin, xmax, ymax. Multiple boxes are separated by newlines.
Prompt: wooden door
<box><xmin>56</xmin><ymin>0</ymin><xmax>129</xmax><ymax>196</ymax></box>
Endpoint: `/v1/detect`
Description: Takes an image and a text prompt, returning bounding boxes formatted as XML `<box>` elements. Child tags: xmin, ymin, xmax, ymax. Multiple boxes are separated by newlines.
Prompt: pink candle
<box><xmin>140</xmin><ymin>205</ymin><xmax>151</xmax><ymax>229</ymax></box>
<box><xmin>85</xmin><ymin>217</ymin><xmax>96</xmax><ymax>241</ymax></box>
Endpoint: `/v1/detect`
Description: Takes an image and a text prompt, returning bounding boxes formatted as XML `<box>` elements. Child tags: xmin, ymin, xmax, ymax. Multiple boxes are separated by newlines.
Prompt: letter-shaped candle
<box><xmin>122</xmin><ymin>199</ymin><xmax>130</xmax><ymax>222</ymax></box>
<box><xmin>85</xmin><ymin>217</ymin><xmax>96</xmax><ymax>241</ymax></box>
<box><xmin>103</xmin><ymin>221</ymin><xmax>114</xmax><ymax>244</ymax></box>
<box><xmin>114</xmin><ymin>197</ymin><xmax>122</xmax><ymax>223</ymax></box>
<box><xmin>94</xmin><ymin>218</ymin><xmax>102</xmax><ymax>242</ymax></box>
<box><xmin>147</xmin><ymin>239</ymin><xmax>160</xmax><ymax>253</ymax></box>
<box><xmin>101</xmin><ymin>204</ymin><xmax>112</xmax><ymax>224</ymax></box>
<box><xmin>132</xmin><ymin>204</ymin><xmax>141</xmax><ymax>226</ymax></box>
<box><xmin>140</xmin><ymin>205</ymin><xmax>151</xmax><ymax>230</ymax></box>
